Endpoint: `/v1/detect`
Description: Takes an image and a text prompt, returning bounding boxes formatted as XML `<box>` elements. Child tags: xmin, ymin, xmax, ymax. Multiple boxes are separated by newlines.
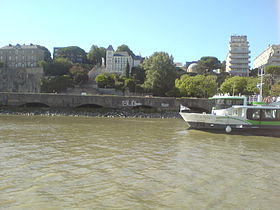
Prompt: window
<box><xmin>247</xmin><ymin>108</ymin><xmax>280</xmax><ymax>121</ymax></box>
<box><xmin>262</xmin><ymin>109</ymin><xmax>280</xmax><ymax>121</ymax></box>
<box><xmin>247</xmin><ymin>109</ymin><xmax>260</xmax><ymax>120</ymax></box>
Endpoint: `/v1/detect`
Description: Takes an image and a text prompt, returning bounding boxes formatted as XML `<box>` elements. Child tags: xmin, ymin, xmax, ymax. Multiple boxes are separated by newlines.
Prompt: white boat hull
<box><xmin>179</xmin><ymin>112</ymin><xmax>249</xmax><ymax>127</ymax></box>
<box><xmin>179</xmin><ymin>112</ymin><xmax>280</xmax><ymax>136</ymax></box>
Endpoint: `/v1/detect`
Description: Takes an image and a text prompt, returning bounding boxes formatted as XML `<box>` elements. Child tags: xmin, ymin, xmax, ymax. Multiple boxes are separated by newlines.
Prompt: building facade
<box><xmin>105</xmin><ymin>45</ymin><xmax>142</xmax><ymax>74</ymax></box>
<box><xmin>226</xmin><ymin>35</ymin><xmax>250</xmax><ymax>76</ymax></box>
<box><xmin>253</xmin><ymin>45</ymin><xmax>280</xmax><ymax>69</ymax></box>
<box><xmin>0</xmin><ymin>44</ymin><xmax>50</xmax><ymax>68</ymax></box>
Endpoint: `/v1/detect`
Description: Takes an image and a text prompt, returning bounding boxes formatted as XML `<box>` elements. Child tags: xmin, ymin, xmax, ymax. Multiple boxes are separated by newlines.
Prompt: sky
<box><xmin>0</xmin><ymin>0</ymin><xmax>279</xmax><ymax>65</ymax></box>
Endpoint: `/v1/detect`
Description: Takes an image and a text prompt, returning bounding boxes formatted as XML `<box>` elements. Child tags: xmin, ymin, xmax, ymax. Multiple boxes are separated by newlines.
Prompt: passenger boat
<box><xmin>180</xmin><ymin>95</ymin><xmax>280</xmax><ymax>136</ymax></box>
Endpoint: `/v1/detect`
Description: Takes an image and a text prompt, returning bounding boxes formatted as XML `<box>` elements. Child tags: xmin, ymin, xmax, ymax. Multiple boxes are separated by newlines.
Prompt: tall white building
<box><xmin>253</xmin><ymin>45</ymin><xmax>280</xmax><ymax>69</ymax></box>
<box><xmin>226</xmin><ymin>35</ymin><xmax>250</xmax><ymax>76</ymax></box>
<box><xmin>106</xmin><ymin>45</ymin><xmax>142</xmax><ymax>74</ymax></box>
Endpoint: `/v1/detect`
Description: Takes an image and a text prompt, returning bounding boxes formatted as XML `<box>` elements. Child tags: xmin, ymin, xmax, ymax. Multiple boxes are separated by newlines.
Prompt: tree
<box><xmin>87</xmin><ymin>45</ymin><xmax>106</xmax><ymax>66</ymax></box>
<box><xmin>131</xmin><ymin>66</ymin><xmax>145</xmax><ymax>84</ymax></box>
<box><xmin>219</xmin><ymin>76</ymin><xmax>247</xmax><ymax>95</ymax></box>
<box><xmin>220</xmin><ymin>60</ymin><xmax>226</xmax><ymax>73</ymax></box>
<box><xmin>0</xmin><ymin>61</ymin><xmax>4</xmax><ymax>68</ymax></box>
<box><xmin>37</xmin><ymin>45</ymin><xmax>52</xmax><ymax>62</ymax></box>
<box><xmin>125</xmin><ymin>60</ymin><xmax>130</xmax><ymax>78</ymax></box>
<box><xmin>142</xmin><ymin>52</ymin><xmax>177</xmax><ymax>96</ymax></box>
<box><xmin>264</xmin><ymin>65</ymin><xmax>280</xmax><ymax>90</ymax></box>
<box><xmin>40</xmin><ymin>58</ymin><xmax>73</xmax><ymax>76</ymax></box>
<box><xmin>95</xmin><ymin>73</ymin><xmax>115</xmax><ymax>88</ymax></box>
<box><xmin>116</xmin><ymin>44</ymin><xmax>135</xmax><ymax>57</ymax></box>
<box><xmin>244</xmin><ymin>77</ymin><xmax>259</xmax><ymax>95</ymax></box>
<box><xmin>271</xmin><ymin>84</ymin><xmax>280</xmax><ymax>96</ymax></box>
<box><xmin>56</xmin><ymin>46</ymin><xmax>87</xmax><ymax>63</ymax></box>
<box><xmin>249</xmin><ymin>68</ymin><xmax>259</xmax><ymax>77</ymax></box>
<box><xmin>175</xmin><ymin>74</ymin><xmax>217</xmax><ymax>98</ymax></box>
<box><xmin>196</xmin><ymin>56</ymin><xmax>222</xmax><ymax>74</ymax></box>
<box><xmin>69</xmin><ymin>65</ymin><xmax>89</xmax><ymax>85</ymax></box>
<box><xmin>124</xmin><ymin>78</ymin><xmax>137</xmax><ymax>92</ymax></box>
<box><xmin>264</xmin><ymin>65</ymin><xmax>280</xmax><ymax>76</ymax></box>
<box><xmin>219</xmin><ymin>76</ymin><xmax>261</xmax><ymax>95</ymax></box>
<box><xmin>41</xmin><ymin>75</ymin><xmax>74</xmax><ymax>93</ymax></box>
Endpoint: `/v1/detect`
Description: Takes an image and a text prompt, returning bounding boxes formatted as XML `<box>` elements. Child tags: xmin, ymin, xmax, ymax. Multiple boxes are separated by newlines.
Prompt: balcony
<box><xmin>229</xmin><ymin>50</ymin><xmax>251</xmax><ymax>54</ymax></box>
<box><xmin>230</xmin><ymin>60</ymin><xmax>250</xmax><ymax>64</ymax></box>
<box><xmin>229</xmin><ymin>55</ymin><xmax>250</xmax><ymax>59</ymax></box>
<box><xmin>229</xmin><ymin>65</ymin><xmax>249</xmax><ymax>69</ymax></box>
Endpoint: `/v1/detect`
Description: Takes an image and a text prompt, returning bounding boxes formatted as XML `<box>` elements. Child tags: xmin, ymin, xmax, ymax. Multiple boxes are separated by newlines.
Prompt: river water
<box><xmin>0</xmin><ymin>115</ymin><xmax>279</xmax><ymax>209</ymax></box>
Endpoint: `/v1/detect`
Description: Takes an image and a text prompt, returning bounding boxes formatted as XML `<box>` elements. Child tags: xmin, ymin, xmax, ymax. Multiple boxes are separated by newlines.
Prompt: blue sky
<box><xmin>1</xmin><ymin>0</ymin><xmax>279</xmax><ymax>65</ymax></box>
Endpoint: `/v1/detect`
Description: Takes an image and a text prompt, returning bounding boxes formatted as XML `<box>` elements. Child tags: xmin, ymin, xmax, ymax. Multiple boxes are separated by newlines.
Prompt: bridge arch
<box><xmin>75</xmin><ymin>103</ymin><xmax>103</xmax><ymax>108</ymax></box>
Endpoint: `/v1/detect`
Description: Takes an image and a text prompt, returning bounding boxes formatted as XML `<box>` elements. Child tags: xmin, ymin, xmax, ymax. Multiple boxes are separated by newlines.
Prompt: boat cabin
<box><xmin>209</xmin><ymin>95</ymin><xmax>247</xmax><ymax>110</ymax></box>
<box><xmin>246</xmin><ymin>107</ymin><xmax>280</xmax><ymax>122</ymax></box>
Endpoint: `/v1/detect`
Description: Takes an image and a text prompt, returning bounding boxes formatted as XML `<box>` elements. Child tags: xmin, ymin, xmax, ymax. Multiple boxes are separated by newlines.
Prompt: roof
<box><xmin>1</xmin><ymin>44</ymin><xmax>40</xmax><ymax>50</ymax></box>
<box><xmin>107</xmin><ymin>45</ymin><xmax>114</xmax><ymax>51</ymax></box>
<box><xmin>209</xmin><ymin>95</ymin><xmax>246</xmax><ymax>100</ymax></box>
<box><xmin>133</xmin><ymin>55</ymin><xmax>142</xmax><ymax>60</ymax></box>
<box><xmin>232</xmin><ymin>105</ymin><xmax>280</xmax><ymax>109</ymax></box>
<box><xmin>113</xmin><ymin>52</ymin><xmax>130</xmax><ymax>57</ymax></box>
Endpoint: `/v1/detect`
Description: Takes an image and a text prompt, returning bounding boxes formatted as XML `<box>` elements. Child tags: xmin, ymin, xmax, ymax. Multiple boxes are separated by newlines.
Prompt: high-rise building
<box><xmin>253</xmin><ymin>45</ymin><xmax>280</xmax><ymax>69</ymax></box>
<box><xmin>226</xmin><ymin>35</ymin><xmax>250</xmax><ymax>76</ymax></box>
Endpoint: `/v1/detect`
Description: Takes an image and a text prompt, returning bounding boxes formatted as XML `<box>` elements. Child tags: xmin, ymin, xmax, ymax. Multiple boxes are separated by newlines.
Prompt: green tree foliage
<box><xmin>56</xmin><ymin>46</ymin><xmax>87</xmax><ymax>63</ymax></box>
<box><xmin>249</xmin><ymin>68</ymin><xmax>259</xmax><ymax>77</ymax></box>
<box><xmin>220</xmin><ymin>60</ymin><xmax>226</xmax><ymax>73</ymax></box>
<box><xmin>142</xmin><ymin>52</ymin><xmax>176</xmax><ymax>96</ymax></box>
<box><xmin>41</xmin><ymin>75</ymin><xmax>74</xmax><ymax>93</ymax></box>
<box><xmin>131</xmin><ymin>66</ymin><xmax>145</xmax><ymax>83</ymax></box>
<box><xmin>125</xmin><ymin>60</ymin><xmax>130</xmax><ymax>78</ymax></box>
<box><xmin>116</xmin><ymin>44</ymin><xmax>135</xmax><ymax>57</ymax></box>
<box><xmin>95</xmin><ymin>73</ymin><xmax>115</xmax><ymax>88</ymax></box>
<box><xmin>40</xmin><ymin>58</ymin><xmax>73</xmax><ymax>76</ymax></box>
<box><xmin>264</xmin><ymin>65</ymin><xmax>280</xmax><ymax>76</ymax></box>
<box><xmin>37</xmin><ymin>45</ymin><xmax>52</xmax><ymax>62</ymax></box>
<box><xmin>69</xmin><ymin>65</ymin><xmax>89</xmax><ymax>85</ymax></box>
<box><xmin>219</xmin><ymin>76</ymin><xmax>260</xmax><ymax>95</ymax></box>
<box><xmin>87</xmin><ymin>45</ymin><xmax>106</xmax><ymax>66</ymax></box>
<box><xmin>196</xmin><ymin>56</ymin><xmax>222</xmax><ymax>73</ymax></box>
<box><xmin>271</xmin><ymin>84</ymin><xmax>280</xmax><ymax>96</ymax></box>
<box><xmin>124</xmin><ymin>78</ymin><xmax>136</xmax><ymax>92</ymax></box>
<box><xmin>0</xmin><ymin>61</ymin><xmax>4</xmax><ymax>68</ymax></box>
<box><xmin>175</xmin><ymin>75</ymin><xmax>217</xmax><ymax>98</ymax></box>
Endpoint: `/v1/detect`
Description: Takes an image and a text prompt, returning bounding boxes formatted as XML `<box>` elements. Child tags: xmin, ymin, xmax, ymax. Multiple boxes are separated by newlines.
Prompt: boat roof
<box><xmin>209</xmin><ymin>95</ymin><xmax>246</xmax><ymax>100</ymax></box>
<box><xmin>232</xmin><ymin>105</ymin><xmax>280</xmax><ymax>109</ymax></box>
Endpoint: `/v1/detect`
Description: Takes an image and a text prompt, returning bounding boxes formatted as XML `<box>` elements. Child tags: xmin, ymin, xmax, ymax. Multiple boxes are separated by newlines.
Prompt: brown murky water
<box><xmin>0</xmin><ymin>115</ymin><xmax>279</xmax><ymax>209</ymax></box>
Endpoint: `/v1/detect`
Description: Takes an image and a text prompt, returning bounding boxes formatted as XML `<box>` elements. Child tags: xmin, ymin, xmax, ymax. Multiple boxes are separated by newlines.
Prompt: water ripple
<box><xmin>0</xmin><ymin>115</ymin><xmax>280</xmax><ymax>209</ymax></box>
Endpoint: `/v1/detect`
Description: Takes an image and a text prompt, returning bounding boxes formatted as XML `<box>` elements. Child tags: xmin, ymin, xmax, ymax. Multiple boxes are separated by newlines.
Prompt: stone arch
<box><xmin>75</xmin><ymin>104</ymin><xmax>103</xmax><ymax>108</ymax></box>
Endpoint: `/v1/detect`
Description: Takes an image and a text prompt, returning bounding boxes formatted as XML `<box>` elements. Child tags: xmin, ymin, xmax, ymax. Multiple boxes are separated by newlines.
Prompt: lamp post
<box><xmin>259</xmin><ymin>66</ymin><xmax>264</xmax><ymax>102</ymax></box>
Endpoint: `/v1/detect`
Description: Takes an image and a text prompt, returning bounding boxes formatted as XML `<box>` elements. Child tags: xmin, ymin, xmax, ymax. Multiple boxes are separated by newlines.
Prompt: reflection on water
<box><xmin>0</xmin><ymin>115</ymin><xmax>280</xmax><ymax>209</ymax></box>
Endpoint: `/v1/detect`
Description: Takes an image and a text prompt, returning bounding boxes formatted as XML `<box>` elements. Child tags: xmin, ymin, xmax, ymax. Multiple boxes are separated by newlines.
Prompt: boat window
<box><xmin>214</xmin><ymin>99</ymin><xmax>244</xmax><ymax>109</ymax></box>
<box><xmin>261</xmin><ymin>109</ymin><xmax>280</xmax><ymax>121</ymax></box>
<box><xmin>247</xmin><ymin>109</ymin><xmax>260</xmax><ymax>120</ymax></box>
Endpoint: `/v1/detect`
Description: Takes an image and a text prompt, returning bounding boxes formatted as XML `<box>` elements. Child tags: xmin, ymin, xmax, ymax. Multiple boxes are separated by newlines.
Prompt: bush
<box><xmin>95</xmin><ymin>73</ymin><xmax>115</xmax><ymax>88</ymax></box>
<box><xmin>69</xmin><ymin>65</ymin><xmax>89</xmax><ymax>85</ymax></box>
<box><xmin>41</xmin><ymin>75</ymin><xmax>74</xmax><ymax>93</ymax></box>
